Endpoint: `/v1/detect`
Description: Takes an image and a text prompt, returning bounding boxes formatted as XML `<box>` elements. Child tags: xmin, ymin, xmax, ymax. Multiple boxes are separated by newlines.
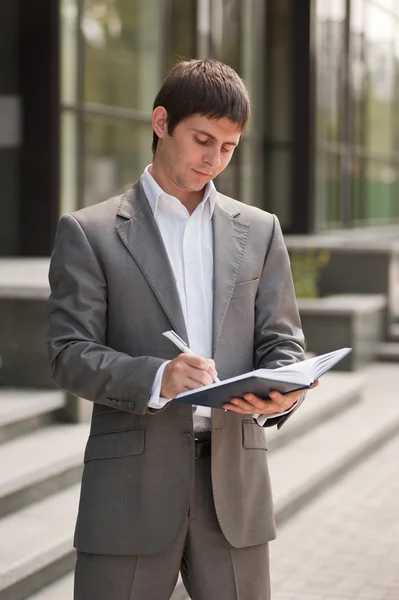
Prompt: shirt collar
<box><xmin>141</xmin><ymin>164</ymin><xmax>217</xmax><ymax>219</ymax></box>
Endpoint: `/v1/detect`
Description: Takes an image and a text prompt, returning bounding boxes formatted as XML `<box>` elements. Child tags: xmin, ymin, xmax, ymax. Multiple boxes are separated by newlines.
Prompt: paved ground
<box><xmin>270</xmin><ymin>433</ymin><xmax>399</xmax><ymax>600</ymax></box>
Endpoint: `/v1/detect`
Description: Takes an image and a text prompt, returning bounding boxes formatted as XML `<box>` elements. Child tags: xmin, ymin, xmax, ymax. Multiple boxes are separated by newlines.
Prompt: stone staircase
<box><xmin>0</xmin><ymin>362</ymin><xmax>398</xmax><ymax>600</ymax></box>
<box><xmin>0</xmin><ymin>391</ymin><xmax>89</xmax><ymax>600</ymax></box>
<box><xmin>2</xmin><ymin>259</ymin><xmax>399</xmax><ymax>600</ymax></box>
<box><xmin>376</xmin><ymin>320</ymin><xmax>399</xmax><ymax>362</ymax></box>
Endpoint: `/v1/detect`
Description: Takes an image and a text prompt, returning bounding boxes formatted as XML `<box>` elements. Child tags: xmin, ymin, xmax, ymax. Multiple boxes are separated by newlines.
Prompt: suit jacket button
<box><xmin>182</xmin><ymin>433</ymin><xmax>193</xmax><ymax>445</ymax></box>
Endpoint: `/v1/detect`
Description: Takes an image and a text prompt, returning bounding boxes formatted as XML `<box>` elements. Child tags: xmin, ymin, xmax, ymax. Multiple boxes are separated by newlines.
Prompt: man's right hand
<box><xmin>160</xmin><ymin>354</ymin><xmax>217</xmax><ymax>400</ymax></box>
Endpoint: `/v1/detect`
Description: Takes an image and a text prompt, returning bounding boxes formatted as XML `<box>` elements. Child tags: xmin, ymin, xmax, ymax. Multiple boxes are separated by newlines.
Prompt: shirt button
<box><xmin>182</xmin><ymin>433</ymin><xmax>193</xmax><ymax>445</ymax></box>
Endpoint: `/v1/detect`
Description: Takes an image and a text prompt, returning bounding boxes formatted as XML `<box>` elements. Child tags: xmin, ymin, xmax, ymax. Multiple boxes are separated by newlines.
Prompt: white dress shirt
<box><xmin>143</xmin><ymin>165</ymin><xmax>215</xmax><ymax>431</ymax></box>
<box><xmin>142</xmin><ymin>165</ymin><xmax>288</xmax><ymax>430</ymax></box>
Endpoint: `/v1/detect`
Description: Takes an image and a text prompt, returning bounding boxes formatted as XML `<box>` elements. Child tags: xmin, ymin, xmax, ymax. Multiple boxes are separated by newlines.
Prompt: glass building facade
<box><xmin>315</xmin><ymin>0</ymin><xmax>399</xmax><ymax>229</ymax></box>
<box><xmin>60</xmin><ymin>0</ymin><xmax>266</xmax><ymax>216</ymax></box>
<box><xmin>1</xmin><ymin>0</ymin><xmax>399</xmax><ymax>256</ymax></box>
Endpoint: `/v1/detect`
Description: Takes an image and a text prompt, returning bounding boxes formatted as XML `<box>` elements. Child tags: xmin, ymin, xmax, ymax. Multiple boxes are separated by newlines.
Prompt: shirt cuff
<box><xmin>148</xmin><ymin>361</ymin><xmax>171</xmax><ymax>410</ymax></box>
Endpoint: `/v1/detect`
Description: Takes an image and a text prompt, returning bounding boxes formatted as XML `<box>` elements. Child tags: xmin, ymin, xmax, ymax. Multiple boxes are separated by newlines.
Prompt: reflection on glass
<box><xmin>315</xmin><ymin>151</ymin><xmax>341</xmax><ymax>229</ymax></box>
<box><xmin>170</xmin><ymin>0</ymin><xmax>196</xmax><ymax>60</ymax></box>
<box><xmin>364</xmin><ymin>3</ymin><xmax>395</xmax><ymax>154</ymax></box>
<box><xmin>267</xmin><ymin>150</ymin><xmax>292</xmax><ymax>229</ymax></box>
<box><xmin>366</xmin><ymin>161</ymin><xmax>394</xmax><ymax>222</ymax></box>
<box><xmin>239</xmin><ymin>0</ymin><xmax>265</xmax><ymax>208</ymax></box>
<box><xmin>60</xmin><ymin>111</ymin><xmax>78</xmax><ymax>215</ymax></box>
<box><xmin>315</xmin><ymin>0</ymin><xmax>345</xmax><ymax>146</ymax></box>
<box><xmin>219</xmin><ymin>0</ymin><xmax>240</xmax><ymax>69</ymax></box>
<box><xmin>315</xmin><ymin>0</ymin><xmax>399</xmax><ymax>228</ymax></box>
<box><xmin>83</xmin><ymin>0</ymin><xmax>162</xmax><ymax>111</ymax></box>
<box><xmin>315</xmin><ymin>0</ymin><xmax>345</xmax><ymax>229</ymax></box>
<box><xmin>84</xmin><ymin>117</ymin><xmax>152</xmax><ymax>207</ymax></box>
<box><xmin>61</xmin><ymin>0</ymin><xmax>78</xmax><ymax>103</ymax></box>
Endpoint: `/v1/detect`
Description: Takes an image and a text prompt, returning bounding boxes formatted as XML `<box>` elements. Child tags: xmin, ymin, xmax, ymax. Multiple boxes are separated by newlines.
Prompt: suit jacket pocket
<box><xmin>231</xmin><ymin>278</ymin><xmax>260</xmax><ymax>299</ymax></box>
<box><xmin>84</xmin><ymin>428</ymin><xmax>145</xmax><ymax>462</ymax></box>
<box><xmin>242</xmin><ymin>421</ymin><xmax>268</xmax><ymax>450</ymax></box>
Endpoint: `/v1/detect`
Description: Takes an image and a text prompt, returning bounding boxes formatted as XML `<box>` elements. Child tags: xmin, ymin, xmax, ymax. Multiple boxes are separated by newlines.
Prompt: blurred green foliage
<box><xmin>290</xmin><ymin>249</ymin><xmax>330</xmax><ymax>298</ymax></box>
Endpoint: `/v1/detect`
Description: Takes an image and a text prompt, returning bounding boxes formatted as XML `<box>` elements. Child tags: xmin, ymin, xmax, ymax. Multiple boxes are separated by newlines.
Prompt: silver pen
<box><xmin>162</xmin><ymin>330</ymin><xmax>220</xmax><ymax>383</ymax></box>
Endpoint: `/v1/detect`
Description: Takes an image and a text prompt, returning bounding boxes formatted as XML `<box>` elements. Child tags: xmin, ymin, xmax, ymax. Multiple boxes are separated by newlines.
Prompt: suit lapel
<box><xmin>115</xmin><ymin>181</ymin><xmax>188</xmax><ymax>342</ymax></box>
<box><xmin>212</xmin><ymin>195</ymin><xmax>250</xmax><ymax>355</ymax></box>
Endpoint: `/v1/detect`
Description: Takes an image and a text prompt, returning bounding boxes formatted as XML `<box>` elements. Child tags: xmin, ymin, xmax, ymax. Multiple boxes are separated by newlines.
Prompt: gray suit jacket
<box><xmin>47</xmin><ymin>180</ymin><xmax>305</xmax><ymax>556</ymax></box>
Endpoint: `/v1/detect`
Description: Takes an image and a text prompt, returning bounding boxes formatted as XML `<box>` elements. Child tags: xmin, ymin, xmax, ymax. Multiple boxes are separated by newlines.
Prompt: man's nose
<box><xmin>205</xmin><ymin>148</ymin><xmax>222</xmax><ymax>168</ymax></box>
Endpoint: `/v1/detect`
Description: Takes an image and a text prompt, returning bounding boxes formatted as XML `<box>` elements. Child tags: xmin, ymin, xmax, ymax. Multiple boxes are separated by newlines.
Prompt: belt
<box><xmin>194</xmin><ymin>432</ymin><xmax>212</xmax><ymax>459</ymax></box>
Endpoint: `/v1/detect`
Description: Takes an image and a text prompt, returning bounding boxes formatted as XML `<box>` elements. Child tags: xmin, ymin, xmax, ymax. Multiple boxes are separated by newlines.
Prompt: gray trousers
<box><xmin>74</xmin><ymin>456</ymin><xmax>271</xmax><ymax>600</ymax></box>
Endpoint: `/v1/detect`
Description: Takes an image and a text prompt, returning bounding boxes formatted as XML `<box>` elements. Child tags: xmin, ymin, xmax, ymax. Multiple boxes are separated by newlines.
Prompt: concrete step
<box><xmin>377</xmin><ymin>341</ymin><xmax>399</xmax><ymax>361</ymax></box>
<box><xmin>388</xmin><ymin>322</ymin><xmax>399</xmax><ymax>341</ymax></box>
<box><xmin>0</xmin><ymin>423</ymin><xmax>88</xmax><ymax>518</ymax></box>
<box><xmin>269</xmin><ymin>363</ymin><xmax>399</xmax><ymax>526</ymax></box>
<box><xmin>266</xmin><ymin>370</ymin><xmax>364</xmax><ymax>451</ymax></box>
<box><xmin>23</xmin><ymin>365</ymin><xmax>399</xmax><ymax>600</ymax></box>
<box><xmin>27</xmin><ymin>573</ymin><xmax>73</xmax><ymax>600</ymax></box>
<box><xmin>0</xmin><ymin>484</ymin><xmax>80</xmax><ymax>600</ymax></box>
<box><xmin>0</xmin><ymin>390</ymin><xmax>65</xmax><ymax>445</ymax></box>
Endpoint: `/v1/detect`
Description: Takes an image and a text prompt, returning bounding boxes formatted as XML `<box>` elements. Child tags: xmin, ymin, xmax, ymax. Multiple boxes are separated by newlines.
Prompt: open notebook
<box><xmin>175</xmin><ymin>347</ymin><xmax>352</xmax><ymax>410</ymax></box>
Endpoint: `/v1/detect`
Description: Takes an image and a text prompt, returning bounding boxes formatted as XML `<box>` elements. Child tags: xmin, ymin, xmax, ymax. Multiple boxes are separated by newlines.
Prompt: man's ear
<box><xmin>152</xmin><ymin>106</ymin><xmax>168</xmax><ymax>140</ymax></box>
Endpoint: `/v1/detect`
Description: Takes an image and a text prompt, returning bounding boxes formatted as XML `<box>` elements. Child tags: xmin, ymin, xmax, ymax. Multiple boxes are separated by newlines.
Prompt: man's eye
<box><xmin>195</xmin><ymin>138</ymin><xmax>208</xmax><ymax>145</ymax></box>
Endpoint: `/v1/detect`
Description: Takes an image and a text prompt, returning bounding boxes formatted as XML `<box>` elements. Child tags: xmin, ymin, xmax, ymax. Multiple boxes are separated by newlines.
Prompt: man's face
<box><xmin>154</xmin><ymin>113</ymin><xmax>242</xmax><ymax>194</ymax></box>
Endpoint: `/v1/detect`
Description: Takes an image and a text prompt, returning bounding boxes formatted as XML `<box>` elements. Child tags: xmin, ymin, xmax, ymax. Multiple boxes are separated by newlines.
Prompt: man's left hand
<box><xmin>223</xmin><ymin>381</ymin><xmax>319</xmax><ymax>415</ymax></box>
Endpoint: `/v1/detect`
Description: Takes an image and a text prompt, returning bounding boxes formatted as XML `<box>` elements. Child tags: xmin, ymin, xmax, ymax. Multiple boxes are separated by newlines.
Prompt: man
<box><xmin>48</xmin><ymin>58</ymin><xmax>309</xmax><ymax>600</ymax></box>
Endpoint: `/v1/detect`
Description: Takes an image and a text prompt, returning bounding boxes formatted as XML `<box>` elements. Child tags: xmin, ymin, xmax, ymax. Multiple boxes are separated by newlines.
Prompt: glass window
<box><xmin>218</xmin><ymin>0</ymin><xmax>240</xmax><ymax>69</ymax></box>
<box><xmin>364</xmin><ymin>3</ymin><xmax>395</xmax><ymax>155</ymax></box>
<box><xmin>365</xmin><ymin>160</ymin><xmax>394</xmax><ymax>223</ymax></box>
<box><xmin>61</xmin><ymin>0</ymin><xmax>78</xmax><ymax>104</ymax></box>
<box><xmin>315</xmin><ymin>0</ymin><xmax>346</xmax><ymax>229</ymax></box>
<box><xmin>83</xmin><ymin>116</ymin><xmax>152</xmax><ymax>207</ymax></box>
<box><xmin>315</xmin><ymin>0</ymin><xmax>346</xmax><ymax>147</ymax></box>
<box><xmin>170</xmin><ymin>0</ymin><xmax>196</xmax><ymax>59</ymax></box>
<box><xmin>239</xmin><ymin>0</ymin><xmax>265</xmax><ymax>207</ymax></box>
<box><xmin>315</xmin><ymin>151</ymin><xmax>341</xmax><ymax>229</ymax></box>
<box><xmin>83</xmin><ymin>0</ymin><xmax>163</xmax><ymax>111</ymax></box>
<box><xmin>60</xmin><ymin>110</ymin><xmax>78</xmax><ymax>215</ymax></box>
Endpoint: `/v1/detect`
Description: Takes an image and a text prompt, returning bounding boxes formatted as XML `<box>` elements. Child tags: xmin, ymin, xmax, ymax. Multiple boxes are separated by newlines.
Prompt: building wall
<box><xmin>0</xmin><ymin>0</ymin><xmax>20</xmax><ymax>255</ymax></box>
<box><xmin>2</xmin><ymin>0</ymin><xmax>399</xmax><ymax>257</ymax></box>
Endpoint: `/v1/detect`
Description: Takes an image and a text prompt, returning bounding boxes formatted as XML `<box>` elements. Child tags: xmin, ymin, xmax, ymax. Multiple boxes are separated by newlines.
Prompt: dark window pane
<box><xmin>315</xmin><ymin>151</ymin><xmax>341</xmax><ymax>229</ymax></box>
<box><xmin>169</xmin><ymin>0</ymin><xmax>196</xmax><ymax>60</ymax></box>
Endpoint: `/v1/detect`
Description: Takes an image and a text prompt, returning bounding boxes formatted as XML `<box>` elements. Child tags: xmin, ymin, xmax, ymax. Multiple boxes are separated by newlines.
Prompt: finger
<box><xmin>223</xmin><ymin>402</ymin><xmax>254</xmax><ymax>414</ymax></box>
<box><xmin>225</xmin><ymin>398</ymin><xmax>256</xmax><ymax>413</ymax></box>
<box><xmin>185</xmin><ymin>371</ymin><xmax>214</xmax><ymax>389</ymax></box>
<box><xmin>241</xmin><ymin>394</ymin><xmax>292</xmax><ymax>414</ymax></box>
<box><xmin>182</xmin><ymin>355</ymin><xmax>218</xmax><ymax>379</ymax></box>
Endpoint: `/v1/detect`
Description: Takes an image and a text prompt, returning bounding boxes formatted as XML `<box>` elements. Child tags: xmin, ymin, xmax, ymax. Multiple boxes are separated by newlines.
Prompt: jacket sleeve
<box><xmin>47</xmin><ymin>213</ymin><xmax>165</xmax><ymax>415</ymax></box>
<box><xmin>253</xmin><ymin>214</ymin><xmax>306</xmax><ymax>428</ymax></box>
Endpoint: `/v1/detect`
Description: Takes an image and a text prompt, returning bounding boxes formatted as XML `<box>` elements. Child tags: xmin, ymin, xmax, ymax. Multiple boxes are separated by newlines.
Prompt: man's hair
<box><xmin>152</xmin><ymin>58</ymin><xmax>250</xmax><ymax>154</ymax></box>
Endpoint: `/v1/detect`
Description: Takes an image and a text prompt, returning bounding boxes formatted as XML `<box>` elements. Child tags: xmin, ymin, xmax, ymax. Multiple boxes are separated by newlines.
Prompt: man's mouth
<box><xmin>193</xmin><ymin>169</ymin><xmax>213</xmax><ymax>178</ymax></box>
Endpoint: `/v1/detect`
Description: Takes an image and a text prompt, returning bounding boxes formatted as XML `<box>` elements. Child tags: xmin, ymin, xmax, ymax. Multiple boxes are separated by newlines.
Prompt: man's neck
<box><xmin>149</xmin><ymin>164</ymin><xmax>205</xmax><ymax>215</ymax></box>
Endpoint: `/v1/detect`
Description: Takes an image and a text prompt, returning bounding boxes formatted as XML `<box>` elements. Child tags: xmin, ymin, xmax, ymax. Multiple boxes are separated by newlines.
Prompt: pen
<box><xmin>162</xmin><ymin>330</ymin><xmax>220</xmax><ymax>383</ymax></box>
